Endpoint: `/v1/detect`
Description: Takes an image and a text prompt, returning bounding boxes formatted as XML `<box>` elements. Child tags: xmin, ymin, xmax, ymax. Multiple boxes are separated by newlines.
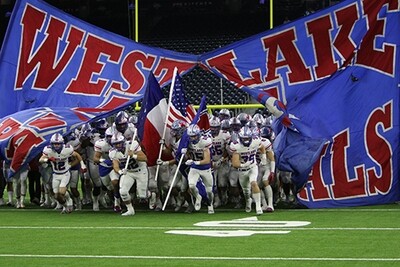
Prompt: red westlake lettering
<box><xmin>16</xmin><ymin>4</ymin><xmax>84</xmax><ymax>90</ymax></box>
<box><xmin>206</xmin><ymin>51</ymin><xmax>263</xmax><ymax>87</ymax></box>
<box><xmin>109</xmin><ymin>51</ymin><xmax>155</xmax><ymax>94</ymax></box>
<box><xmin>356</xmin><ymin>0</ymin><xmax>396</xmax><ymax>75</ymax></box>
<box><xmin>365</xmin><ymin>101</ymin><xmax>393</xmax><ymax>195</ymax></box>
<box><xmin>330</xmin><ymin>129</ymin><xmax>367</xmax><ymax>199</ymax></box>
<box><xmin>262</xmin><ymin>29</ymin><xmax>312</xmax><ymax>84</ymax></box>
<box><xmin>66</xmin><ymin>34</ymin><xmax>124</xmax><ymax>95</ymax></box>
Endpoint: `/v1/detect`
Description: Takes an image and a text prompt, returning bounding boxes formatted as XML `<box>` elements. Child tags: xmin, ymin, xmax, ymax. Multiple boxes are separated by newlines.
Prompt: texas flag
<box><xmin>137</xmin><ymin>72</ymin><xmax>170</xmax><ymax>167</ymax></box>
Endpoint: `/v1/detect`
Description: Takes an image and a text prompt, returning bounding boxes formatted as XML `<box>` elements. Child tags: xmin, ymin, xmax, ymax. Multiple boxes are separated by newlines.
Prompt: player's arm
<box><xmin>231</xmin><ymin>152</ymin><xmax>241</xmax><ymax>168</ymax></box>
<box><xmin>128</xmin><ymin>149</ymin><xmax>147</xmax><ymax>162</ymax></box>
<box><xmin>70</xmin><ymin>151</ymin><xmax>83</xmax><ymax>167</ymax></box>
<box><xmin>38</xmin><ymin>153</ymin><xmax>49</xmax><ymax>163</ymax></box>
<box><xmin>93</xmin><ymin>150</ymin><xmax>103</xmax><ymax>164</ymax></box>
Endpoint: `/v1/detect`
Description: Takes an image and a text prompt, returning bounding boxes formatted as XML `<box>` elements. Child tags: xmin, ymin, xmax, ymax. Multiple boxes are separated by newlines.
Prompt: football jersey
<box><xmin>229</xmin><ymin>137</ymin><xmax>261</xmax><ymax>167</ymax></box>
<box><xmin>42</xmin><ymin>144</ymin><xmax>74</xmax><ymax>174</ymax></box>
<box><xmin>94</xmin><ymin>138</ymin><xmax>112</xmax><ymax>167</ymax></box>
<box><xmin>66</xmin><ymin>138</ymin><xmax>82</xmax><ymax>171</ymax></box>
<box><xmin>109</xmin><ymin>140</ymin><xmax>145</xmax><ymax>170</ymax></box>
<box><xmin>256</xmin><ymin>137</ymin><xmax>273</xmax><ymax>163</ymax></box>
<box><xmin>188</xmin><ymin>135</ymin><xmax>212</xmax><ymax>170</ymax></box>
<box><xmin>210</xmin><ymin>130</ymin><xmax>230</xmax><ymax>161</ymax></box>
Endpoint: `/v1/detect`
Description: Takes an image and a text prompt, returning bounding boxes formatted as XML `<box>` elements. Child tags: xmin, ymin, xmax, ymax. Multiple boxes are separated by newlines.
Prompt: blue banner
<box><xmin>0</xmin><ymin>0</ymin><xmax>198</xmax><ymax>118</ymax></box>
<box><xmin>199</xmin><ymin>0</ymin><xmax>400</xmax><ymax>208</ymax></box>
<box><xmin>1</xmin><ymin>0</ymin><xmax>399</xmax><ymax>208</ymax></box>
<box><xmin>0</xmin><ymin>105</ymin><xmax>136</xmax><ymax>176</ymax></box>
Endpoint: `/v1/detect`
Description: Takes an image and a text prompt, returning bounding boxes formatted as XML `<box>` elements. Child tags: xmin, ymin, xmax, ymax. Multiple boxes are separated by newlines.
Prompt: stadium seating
<box><xmin>141</xmin><ymin>36</ymin><xmax>250</xmax><ymax>105</ymax></box>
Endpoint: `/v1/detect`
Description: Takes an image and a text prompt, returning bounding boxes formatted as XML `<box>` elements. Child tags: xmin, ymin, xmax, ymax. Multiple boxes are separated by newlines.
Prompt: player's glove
<box><xmin>185</xmin><ymin>159</ymin><xmax>194</xmax><ymax>166</ymax></box>
<box><xmin>268</xmin><ymin>172</ymin><xmax>275</xmax><ymax>184</ymax></box>
<box><xmin>80</xmin><ymin>161</ymin><xmax>87</xmax><ymax>173</ymax></box>
<box><xmin>181</xmin><ymin>148</ymin><xmax>187</xmax><ymax>154</ymax></box>
<box><xmin>157</xmin><ymin>159</ymin><xmax>169</xmax><ymax>166</ymax></box>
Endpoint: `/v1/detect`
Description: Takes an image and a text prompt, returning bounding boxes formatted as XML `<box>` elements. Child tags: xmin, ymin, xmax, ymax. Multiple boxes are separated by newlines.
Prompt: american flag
<box><xmin>166</xmin><ymin>73</ymin><xmax>196</xmax><ymax>127</ymax></box>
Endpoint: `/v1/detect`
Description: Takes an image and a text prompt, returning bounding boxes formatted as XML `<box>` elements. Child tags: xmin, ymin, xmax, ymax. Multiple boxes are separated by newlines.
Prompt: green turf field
<box><xmin>0</xmin><ymin>203</ymin><xmax>399</xmax><ymax>267</ymax></box>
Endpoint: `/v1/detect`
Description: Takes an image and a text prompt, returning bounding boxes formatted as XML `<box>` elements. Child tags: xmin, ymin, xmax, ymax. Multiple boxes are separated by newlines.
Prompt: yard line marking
<box><xmin>0</xmin><ymin>254</ymin><xmax>399</xmax><ymax>262</ymax></box>
<box><xmin>0</xmin><ymin>226</ymin><xmax>400</xmax><ymax>230</ymax></box>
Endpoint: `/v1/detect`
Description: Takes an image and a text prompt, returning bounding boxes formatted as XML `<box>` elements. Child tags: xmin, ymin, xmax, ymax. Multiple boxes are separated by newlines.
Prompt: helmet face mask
<box><xmin>229</xmin><ymin>117</ymin><xmax>241</xmax><ymax>133</ymax></box>
<box><xmin>80</xmin><ymin>123</ymin><xmax>93</xmax><ymax>140</ymax></box>
<box><xmin>105</xmin><ymin>127</ymin><xmax>114</xmax><ymax>145</ymax></box>
<box><xmin>221</xmin><ymin>119</ymin><xmax>231</xmax><ymax>131</ymax></box>
<box><xmin>209</xmin><ymin>116</ymin><xmax>221</xmax><ymax>137</ymax></box>
<box><xmin>237</xmin><ymin>113</ymin><xmax>250</xmax><ymax>127</ymax></box>
<box><xmin>96</xmin><ymin>119</ymin><xmax>109</xmax><ymax>137</ymax></box>
<box><xmin>239</xmin><ymin>126</ymin><xmax>253</xmax><ymax>147</ymax></box>
<box><xmin>115</xmin><ymin>111</ymin><xmax>129</xmax><ymax>133</ymax></box>
<box><xmin>171</xmin><ymin>120</ymin><xmax>188</xmax><ymax>139</ymax></box>
<box><xmin>260</xmin><ymin>126</ymin><xmax>273</xmax><ymax>140</ymax></box>
<box><xmin>187</xmin><ymin>124</ymin><xmax>201</xmax><ymax>144</ymax></box>
<box><xmin>111</xmin><ymin>132</ymin><xmax>126</xmax><ymax>152</ymax></box>
<box><xmin>50</xmin><ymin>133</ymin><xmax>64</xmax><ymax>153</ymax></box>
<box><xmin>219</xmin><ymin>109</ymin><xmax>231</xmax><ymax>121</ymax></box>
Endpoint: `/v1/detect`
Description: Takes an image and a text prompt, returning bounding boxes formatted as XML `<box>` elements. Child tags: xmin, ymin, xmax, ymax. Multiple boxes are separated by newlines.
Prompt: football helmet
<box><xmin>50</xmin><ymin>133</ymin><xmax>64</xmax><ymax>153</ymax></box>
<box><xmin>246</xmin><ymin>120</ymin><xmax>258</xmax><ymax>130</ymax></box>
<box><xmin>209</xmin><ymin>116</ymin><xmax>221</xmax><ymax>137</ymax></box>
<box><xmin>238</xmin><ymin>126</ymin><xmax>253</xmax><ymax>147</ymax></box>
<box><xmin>105</xmin><ymin>127</ymin><xmax>114</xmax><ymax>145</ymax></box>
<box><xmin>221</xmin><ymin>119</ymin><xmax>231</xmax><ymax>131</ymax></box>
<box><xmin>171</xmin><ymin>120</ymin><xmax>188</xmax><ymax>138</ymax></box>
<box><xmin>111</xmin><ymin>132</ymin><xmax>126</xmax><ymax>152</ymax></box>
<box><xmin>237</xmin><ymin>112</ymin><xmax>250</xmax><ymax>126</ymax></box>
<box><xmin>218</xmin><ymin>108</ymin><xmax>231</xmax><ymax>121</ymax></box>
<box><xmin>229</xmin><ymin>117</ymin><xmax>241</xmax><ymax>133</ymax></box>
<box><xmin>260</xmin><ymin>126</ymin><xmax>273</xmax><ymax>140</ymax></box>
<box><xmin>80</xmin><ymin>123</ymin><xmax>93</xmax><ymax>140</ymax></box>
<box><xmin>252</xmin><ymin>113</ymin><xmax>265</xmax><ymax>128</ymax></box>
<box><xmin>187</xmin><ymin>124</ymin><xmax>201</xmax><ymax>144</ymax></box>
<box><xmin>96</xmin><ymin>118</ymin><xmax>109</xmax><ymax>137</ymax></box>
<box><xmin>114</xmin><ymin>111</ymin><xmax>129</xmax><ymax>133</ymax></box>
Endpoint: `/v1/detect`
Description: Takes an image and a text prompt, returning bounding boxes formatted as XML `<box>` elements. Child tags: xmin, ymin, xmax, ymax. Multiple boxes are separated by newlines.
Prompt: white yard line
<box><xmin>0</xmin><ymin>254</ymin><xmax>399</xmax><ymax>262</ymax></box>
<box><xmin>0</xmin><ymin>225</ymin><xmax>399</xmax><ymax>230</ymax></box>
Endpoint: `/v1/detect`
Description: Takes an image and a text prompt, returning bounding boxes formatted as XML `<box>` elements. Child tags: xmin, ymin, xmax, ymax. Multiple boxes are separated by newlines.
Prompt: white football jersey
<box><xmin>229</xmin><ymin>137</ymin><xmax>261</xmax><ymax>167</ymax></box>
<box><xmin>109</xmin><ymin>140</ymin><xmax>145</xmax><ymax>170</ymax></box>
<box><xmin>257</xmin><ymin>137</ymin><xmax>273</xmax><ymax>163</ymax></box>
<box><xmin>94</xmin><ymin>138</ymin><xmax>112</xmax><ymax>166</ymax></box>
<box><xmin>188</xmin><ymin>135</ymin><xmax>212</xmax><ymax>161</ymax></box>
<box><xmin>211</xmin><ymin>130</ymin><xmax>230</xmax><ymax>161</ymax></box>
<box><xmin>42</xmin><ymin>144</ymin><xmax>74</xmax><ymax>174</ymax></box>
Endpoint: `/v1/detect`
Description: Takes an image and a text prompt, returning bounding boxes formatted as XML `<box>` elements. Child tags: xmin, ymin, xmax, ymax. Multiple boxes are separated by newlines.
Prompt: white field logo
<box><xmin>166</xmin><ymin>217</ymin><xmax>311</xmax><ymax>237</ymax></box>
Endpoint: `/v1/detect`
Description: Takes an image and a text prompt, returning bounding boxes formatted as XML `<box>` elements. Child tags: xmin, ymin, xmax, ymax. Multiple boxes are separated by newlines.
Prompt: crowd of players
<box><xmin>0</xmin><ymin>108</ymin><xmax>296</xmax><ymax>215</ymax></box>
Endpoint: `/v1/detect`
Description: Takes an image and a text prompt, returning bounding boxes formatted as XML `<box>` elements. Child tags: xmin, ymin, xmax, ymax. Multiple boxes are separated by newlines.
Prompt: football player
<box><xmin>109</xmin><ymin>132</ymin><xmax>148</xmax><ymax>216</ymax></box>
<box><xmin>39</xmin><ymin>133</ymin><xmax>87</xmax><ymax>214</ymax></box>
<box><xmin>230</xmin><ymin>126</ymin><xmax>266</xmax><ymax>215</ymax></box>
<box><xmin>185</xmin><ymin>124</ymin><xmax>214</xmax><ymax>214</ymax></box>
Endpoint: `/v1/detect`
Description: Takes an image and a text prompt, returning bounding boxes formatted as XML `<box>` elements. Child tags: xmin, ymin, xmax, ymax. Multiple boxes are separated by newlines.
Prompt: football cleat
<box><xmin>208</xmin><ymin>206</ymin><xmax>215</xmax><ymax>215</ymax></box>
<box><xmin>245</xmin><ymin>198</ymin><xmax>252</xmax><ymax>213</ymax></box>
<box><xmin>194</xmin><ymin>195</ymin><xmax>202</xmax><ymax>211</ymax></box>
<box><xmin>121</xmin><ymin>210</ymin><xmax>135</xmax><ymax>216</ymax></box>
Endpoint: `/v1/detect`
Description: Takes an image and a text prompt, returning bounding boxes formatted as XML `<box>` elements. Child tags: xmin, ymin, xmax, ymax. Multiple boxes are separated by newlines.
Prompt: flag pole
<box><xmin>162</xmin><ymin>152</ymin><xmax>185</xmax><ymax>211</ymax></box>
<box><xmin>123</xmin><ymin>129</ymin><xmax>138</xmax><ymax>172</ymax></box>
<box><xmin>154</xmin><ymin>67</ymin><xmax>178</xmax><ymax>182</ymax></box>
